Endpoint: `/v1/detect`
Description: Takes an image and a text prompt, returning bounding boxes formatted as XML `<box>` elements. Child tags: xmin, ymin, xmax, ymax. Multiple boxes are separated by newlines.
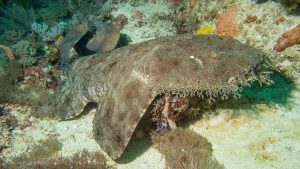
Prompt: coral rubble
<box><xmin>152</xmin><ymin>128</ymin><xmax>224</xmax><ymax>169</ymax></box>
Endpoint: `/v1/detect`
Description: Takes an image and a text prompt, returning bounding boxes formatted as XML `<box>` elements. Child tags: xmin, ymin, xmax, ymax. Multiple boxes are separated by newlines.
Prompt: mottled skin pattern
<box><xmin>53</xmin><ymin>35</ymin><xmax>264</xmax><ymax>159</ymax></box>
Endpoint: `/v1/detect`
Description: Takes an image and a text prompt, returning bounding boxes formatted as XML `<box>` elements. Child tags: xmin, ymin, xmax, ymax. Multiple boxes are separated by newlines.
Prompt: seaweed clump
<box><xmin>2</xmin><ymin>137</ymin><xmax>110</xmax><ymax>169</ymax></box>
<box><xmin>2</xmin><ymin>150</ymin><xmax>110</xmax><ymax>169</ymax></box>
<box><xmin>0</xmin><ymin>60</ymin><xmax>20</xmax><ymax>104</ymax></box>
<box><xmin>152</xmin><ymin>128</ymin><xmax>224</xmax><ymax>169</ymax></box>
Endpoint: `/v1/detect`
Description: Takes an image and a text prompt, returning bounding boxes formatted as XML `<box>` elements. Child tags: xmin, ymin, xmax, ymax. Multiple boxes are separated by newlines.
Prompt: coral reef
<box><xmin>0</xmin><ymin>106</ymin><xmax>18</xmax><ymax>153</ymax></box>
<box><xmin>235</xmin><ymin>0</ymin><xmax>300</xmax><ymax>80</ymax></box>
<box><xmin>12</xmin><ymin>40</ymin><xmax>38</xmax><ymax>66</ymax></box>
<box><xmin>35</xmin><ymin>1</ymin><xmax>68</xmax><ymax>25</ymax></box>
<box><xmin>43</xmin><ymin>43</ymin><xmax>60</xmax><ymax>64</ymax></box>
<box><xmin>0</xmin><ymin>29</ymin><xmax>26</xmax><ymax>46</ymax></box>
<box><xmin>151</xmin><ymin>128</ymin><xmax>224</xmax><ymax>169</ymax></box>
<box><xmin>65</xmin><ymin>0</ymin><xmax>114</xmax><ymax>19</ymax></box>
<box><xmin>216</xmin><ymin>4</ymin><xmax>239</xmax><ymax>39</ymax></box>
<box><xmin>0</xmin><ymin>3</ymin><xmax>36</xmax><ymax>45</ymax></box>
<box><xmin>12</xmin><ymin>40</ymin><xmax>36</xmax><ymax>58</ymax></box>
<box><xmin>0</xmin><ymin>52</ymin><xmax>56</xmax><ymax>110</ymax></box>
<box><xmin>22</xmin><ymin>65</ymin><xmax>58</xmax><ymax>89</ymax></box>
<box><xmin>274</xmin><ymin>24</ymin><xmax>300</xmax><ymax>52</ymax></box>
<box><xmin>0</xmin><ymin>3</ymin><xmax>35</xmax><ymax>32</ymax></box>
<box><xmin>0</xmin><ymin>1</ymin><xmax>299</xmax><ymax>168</ymax></box>
<box><xmin>111</xmin><ymin>0</ymin><xmax>176</xmax><ymax>43</ymax></box>
<box><xmin>173</xmin><ymin>0</ymin><xmax>235</xmax><ymax>34</ymax></box>
<box><xmin>31</xmin><ymin>22</ymin><xmax>65</xmax><ymax>42</ymax></box>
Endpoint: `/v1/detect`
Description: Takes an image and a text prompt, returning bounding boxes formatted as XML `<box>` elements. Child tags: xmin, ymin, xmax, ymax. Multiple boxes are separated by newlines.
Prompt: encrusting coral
<box><xmin>216</xmin><ymin>4</ymin><xmax>240</xmax><ymax>39</ymax></box>
<box><xmin>151</xmin><ymin>128</ymin><xmax>224</xmax><ymax>169</ymax></box>
<box><xmin>274</xmin><ymin>24</ymin><xmax>300</xmax><ymax>52</ymax></box>
<box><xmin>35</xmin><ymin>34</ymin><xmax>272</xmax><ymax>160</ymax></box>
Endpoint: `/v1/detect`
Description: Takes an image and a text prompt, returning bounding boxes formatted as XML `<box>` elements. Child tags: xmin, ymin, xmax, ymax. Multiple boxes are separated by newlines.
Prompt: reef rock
<box><xmin>46</xmin><ymin>35</ymin><xmax>268</xmax><ymax>159</ymax></box>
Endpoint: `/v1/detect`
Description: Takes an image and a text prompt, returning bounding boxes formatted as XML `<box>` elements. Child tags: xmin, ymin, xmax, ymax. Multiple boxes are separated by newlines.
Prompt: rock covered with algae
<box><xmin>43</xmin><ymin>34</ymin><xmax>269</xmax><ymax>159</ymax></box>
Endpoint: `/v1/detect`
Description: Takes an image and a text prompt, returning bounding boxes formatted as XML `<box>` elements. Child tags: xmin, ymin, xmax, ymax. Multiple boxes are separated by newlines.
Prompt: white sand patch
<box><xmin>117</xmin><ymin>148</ymin><xmax>164</xmax><ymax>169</ymax></box>
<box><xmin>53</xmin><ymin>110</ymin><xmax>102</xmax><ymax>157</ymax></box>
<box><xmin>191</xmin><ymin>79</ymin><xmax>300</xmax><ymax>169</ymax></box>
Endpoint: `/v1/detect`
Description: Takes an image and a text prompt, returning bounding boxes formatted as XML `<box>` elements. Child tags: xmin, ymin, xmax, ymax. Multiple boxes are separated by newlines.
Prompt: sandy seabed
<box><xmin>1</xmin><ymin>0</ymin><xmax>300</xmax><ymax>169</ymax></box>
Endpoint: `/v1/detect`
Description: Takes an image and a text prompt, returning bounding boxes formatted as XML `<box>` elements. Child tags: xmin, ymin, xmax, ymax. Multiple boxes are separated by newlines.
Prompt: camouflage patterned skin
<box><xmin>52</xmin><ymin>35</ymin><xmax>264</xmax><ymax>159</ymax></box>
